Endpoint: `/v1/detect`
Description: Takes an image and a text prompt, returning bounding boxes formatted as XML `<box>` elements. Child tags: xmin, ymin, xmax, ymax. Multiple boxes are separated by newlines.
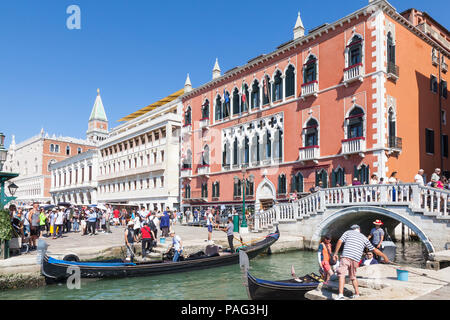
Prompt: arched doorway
<box><xmin>255</xmin><ymin>177</ymin><xmax>276</xmax><ymax>212</ymax></box>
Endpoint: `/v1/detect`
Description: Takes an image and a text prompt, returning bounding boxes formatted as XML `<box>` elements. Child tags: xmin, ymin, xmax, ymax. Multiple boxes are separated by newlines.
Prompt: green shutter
<box><xmin>331</xmin><ymin>170</ymin><xmax>336</xmax><ymax>187</ymax></box>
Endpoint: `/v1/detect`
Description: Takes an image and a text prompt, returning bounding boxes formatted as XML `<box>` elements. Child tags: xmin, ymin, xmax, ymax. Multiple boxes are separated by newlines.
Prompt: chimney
<box><xmin>293</xmin><ymin>12</ymin><xmax>305</xmax><ymax>40</ymax></box>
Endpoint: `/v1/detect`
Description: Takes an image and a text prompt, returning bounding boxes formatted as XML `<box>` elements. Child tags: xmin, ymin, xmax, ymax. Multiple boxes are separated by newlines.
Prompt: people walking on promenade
<box><xmin>28</xmin><ymin>203</ymin><xmax>40</xmax><ymax>249</ymax></box>
<box><xmin>86</xmin><ymin>208</ymin><xmax>97</xmax><ymax>236</ymax></box>
<box><xmin>193</xmin><ymin>209</ymin><xmax>199</xmax><ymax>223</ymax></box>
<box><xmin>72</xmin><ymin>208</ymin><xmax>80</xmax><ymax>232</ymax></box>
<box><xmin>206</xmin><ymin>208</ymin><xmax>215</xmax><ymax>244</ymax></box>
<box><xmin>318</xmin><ymin>234</ymin><xmax>336</xmax><ymax>282</ymax></box>
<box><xmin>160</xmin><ymin>207</ymin><xmax>171</xmax><ymax>238</ymax></box>
<box><xmin>39</xmin><ymin>208</ymin><xmax>46</xmax><ymax>238</ymax></box>
<box><xmin>113</xmin><ymin>207</ymin><xmax>120</xmax><ymax>226</ymax></box>
<box><xmin>140</xmin><ymin>222</ymin><xmax>155</xmax><ymax>258</ymax></box>
<box><xmin>54</xmin><ymin>207</ymin><xmax>64</xmax><ymax>239</ymax></box>
<box><xmin>332</xmin><ymin>224</ymin><xmax>389</xmax><ymax>300</ymax></box>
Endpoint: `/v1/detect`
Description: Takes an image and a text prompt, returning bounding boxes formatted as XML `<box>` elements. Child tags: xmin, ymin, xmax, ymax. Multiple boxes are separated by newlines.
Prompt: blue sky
<box><xmin>0</xmin><ymin>0</ymin><xmax>448</xmax><ymax>146</ymax></box>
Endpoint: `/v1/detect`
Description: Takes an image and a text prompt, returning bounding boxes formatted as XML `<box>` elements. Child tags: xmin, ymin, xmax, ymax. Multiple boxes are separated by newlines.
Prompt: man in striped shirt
<box><xmin>332</xmin><ymin>225</ymin><xmax>389</xmax><ymax>300</ymax></box>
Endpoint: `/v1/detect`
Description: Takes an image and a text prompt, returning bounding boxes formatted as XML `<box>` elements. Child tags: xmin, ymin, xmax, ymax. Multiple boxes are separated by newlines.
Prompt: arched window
<box><xmin>263</xmin><ymin>75</ymin><xmax>271</xmax><ymax>105</ymax></box>
<box><xmin>285</xmin><ymin>65</ymin><xmax>295</xmax><ymax>97</ymax></box>
<box><xmin>233</xmin><ymin>138</ymin><xmax>238</xmax><ymax>165</ymax></box>
<box><xmin>202</xmin><ymin>145</ymin><xmax>210</xmax><ymax>166</ymax></box>
<box><xmin>304</xmin><ymin>118</ymin><xmax>319</xmax><ymax>147</ymax></box>
<box><xmin>47</xmin><ymin>159</ymin><xmax>56</xmax><ymax>172</ymax></box>
<box><xmin>315</xmin><ymin>169</ymin><xmax>328</xmax><ymax>188</ymax></box>
<box><xmin>347</xmin><ymin>107</ymin><xmax>364</xmax><ymax>139</ymax></box>
<box><xmin>184</xmin><ymin>184</ymin><xmax>191</xmax><ymax>199</ymax></box>
<box><xmin>77</xmin><ymin>147</ymin><xmax>82</xmax><ymax>154</ymax></box>
<box><xmin>387</xmin><ymin>32</ymin><xmax>395</xmax><ymax>65</ymax></box>
<box><xmin>331</xmin><ymin>167</ymin><xmax>346</xmax><ymax>187</ymax></box>
<box><xmin>234</xmin><ymin>178</ymin><xmax>242</xmax><ymax>197</ymax></box>
<box><xmin>66</xmin><ymin>145</ymin><xmax>71</xmax><ymax>156</ymax></box>
<box><xmin>50</xmin><ymin>144</ymin><xmax>55</xmax><ymax>153</ymax></box>
<box><xmin>291</xmin><ymin>172</ymin><xmax>303</xmax><ymax>193</ymax></box>
<box><xmin>212</xmin><ymin>182</ymin><xmax>220</xmax><ymax>198</ymax></box>
<box><xmin>183</xmin><ymin>149</ymin><xmax>192</xmax><ymax>169</ymax></box>
<box><xmin>251</xmin><ymin>80</ymin><xmax>260</xmax><ymax>109</ymax></box>
<box><xmin>223</xmin><ymin>91</ymin><xmax>230</xmax><ymax>118</ymax></box>
<box><xmin>303</xmin><ymin>55</ymin><xmax>317</xmax><ymax>83</ymax></box>
<box><xmin>244</xmin><ymin>137</ymin><xmax>249</xmax><ymax>165</ymax></box>
<box><xmin>201</xmin><ymin>99</ymin><xmax>209</xmax><ymax>119</ymax></box>
<box><xmin>241</xmin><ymin>84</ymin><xmax>249</xmax><ymax>112</ymax></box>
<box><xmin>201</xmin><ymin>182</ymin><xmax>208</xmax><ymax>198</ymax></box>
<box><xmin>222</xmin><ymin>144</ymin><xmax>227</xmax><ymax>166</ymax></box>
<box><xmin>272</xmin><ymin>71</ymin><xmax>283</xmax><ymax>102</ymax></box>
<box><xmin>354</xmin><ymin>164</ymin><xmax>369</xmax><ymax>184</ymax></box>
<box><xmin>278</xmin><ymin>174</ymin><xmax>287</xmax><ymax>194</ymax></box>
<box><xmin>388</xmin><ymin>108</ymin><xmax>396</xmax><ymax>147</ymax></box>
<box><xmin>215</xmin><ymin>95</ymin><xmax>222</xmax><ymax>121</ymax></box>
<box><xmin>348</xmin><ymin>35</ymin><xmax>363</xmax><ymax>66</ymax></box>
<box><xmin>277</xmin><ymin>129</ymin><xmax>283</xmax><ymax>160</ymax></box>
<box><xmin>184</xmin><ymin>106</ymin><xmax>192</xmax><ymax>125</ymax></box>
<box><xmin>266</xmin><ymin>130</ymin><xmax>271</xmax><ymax>158</ymax></box>
<box><xmin>232</xmin><ymin>88</ymin><xmax>240</xmax><ymax>115</ymax></box>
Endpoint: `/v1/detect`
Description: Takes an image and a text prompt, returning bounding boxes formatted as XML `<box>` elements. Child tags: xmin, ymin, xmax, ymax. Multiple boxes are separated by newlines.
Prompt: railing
<box><xmin>342</xmin><ymin>137</ymin><xmax>366</xmax><ymax>154</ymax></box>
<box><xmin>343</xmin><ymin>63</ymin><xmax>364</xmax><ymax>84</ymax></box>
<box><xmin>299</xmin><ymin>145</ymin><xmax>319</xmax><ymax>161</ymax></box>
<box><xmin>199</xmin><ymin>118</ymin><xmax>210</xmax><ymax>129</ymax></box>
<box><xmin>180</xmin><ymin>168</ymin><xmax>192</xmax><ymax>178</ymax></box>
<box><xmin>181</xmin><ymin>124</ymin><xmax>192</xmax><ymax>135</ymax></box>
<box><xmin>442</xmin><ymin>61</ymin><xmax>448</xmax><ymax>73</ymax></box>
<box><xmin>253</xmin><ymin>183</ymin><xmax>450</xmax><ymax>232</ymax></box>
<box><xmin>387</xmin><ymin>62</ymin><xmax>399</xmax><ymax>79</ymax></box>
<box><xmin>197</xmin><ymin>165</ymin><xmax>210</xmax><ymax>175</ymax></box>
<box><xmin>301</xmin><ymin>81</ymin><xmax>319</xmax><ymax>98</ymax></box>
<box><xmin>388</xmin><ymin>136</ymin><xmax>402</xmax><ymax>151</ymax></box>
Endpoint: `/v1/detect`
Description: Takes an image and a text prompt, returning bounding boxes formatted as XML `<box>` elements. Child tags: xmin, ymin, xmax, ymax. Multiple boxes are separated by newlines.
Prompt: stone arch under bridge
<box><xmin>310</xmin><ymin>206</ymin><xmax>435</xmax><ymax>253</ymax></box>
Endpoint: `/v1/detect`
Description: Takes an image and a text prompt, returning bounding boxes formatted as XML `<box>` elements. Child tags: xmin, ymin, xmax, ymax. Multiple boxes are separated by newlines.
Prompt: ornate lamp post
<box><xmin>234</xmin><ymin>165</ymin><xmax>254</xmax><ymax>234</ymax></box>
<box><xmin>0</xmin><ymin>133</ymin><xmax>19</xmax><ymax>260</ymax></box>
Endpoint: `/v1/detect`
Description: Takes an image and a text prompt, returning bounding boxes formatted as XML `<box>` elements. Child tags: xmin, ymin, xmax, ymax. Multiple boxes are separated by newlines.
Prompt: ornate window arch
<box><xmin>215</xmin><ymin>94</ymin><xmax>223</xmax><ymax>121</ymax></box>
<box><xmin>251</xmin><ymin>79</ymin><xmax>260</xmax><ymax>109</ymax></box>
<box><xmin>346</xmin><ymin>106</ymin><xmax>365</xmax><ymax>139</ymax></box>
<box><xmin>201</xmin><ymin>99</ymin><xmax>210</xmax><ymax>119</ymax></box>
<box><xmin>262</xmin><ymin>74</ymin><xmax>271</xmax><ymax>105</ymax></box>
<box><xmin>183</xmin><ymin>149</ymin><xmax>192</xmax><ymax>169</ymax></box>
<box><xmin>303</xmin><ymin>117</ymin><xmax>319</xmax><ymax>147</ymax></box>
<box><xmin>291</xmin><ymin>172</ymin><xmax>303</xmax><ymax>193</ymax></box>
<box><xmin>272</xmin><ymin>70</ymin><xmax>283</xmax><ymax>102</ymax></box>
<box><xmin>285</xmin><ymin>64</ymin><xmax>296</xmax><ymax>97</ymax></box>
<box><xmin>331</xmin><ymin>166</ymin><xmax>346</xmax><ymax>187</ymax></box>
<box><xmin>278</xmin><ymin>173</ymin><xmax>287</xmax><ymax>194</ymax></box>
<box><xmin>184</xmin><ymin>106</ymin><xmax>192</xmax><ymax>125</ymax></box>
<box><xmin>201</xmin><ymin>145</ymin><xmax>210</xmax><ymax>166</ymax></box>
<box><xmin>303</xmin><ymin>55</ymin><xmax>318</xmax><ymax>84</ymax></box>
<box><xmin>346</xmin><ymin>34</ymin><xmax>364</xmax><ymax>67</ymax></box>
<box><xmin>232</xmin><ymin>87</ymin><xmax>240</xmax><ymax>115</ymax></box>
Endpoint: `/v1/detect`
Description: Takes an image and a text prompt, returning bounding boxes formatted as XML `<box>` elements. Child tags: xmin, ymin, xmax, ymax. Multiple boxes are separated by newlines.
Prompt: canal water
<box><xmin>0</xmin><ymin>241</ymin><xmax>427</xmax><ymax>300</ymax></box>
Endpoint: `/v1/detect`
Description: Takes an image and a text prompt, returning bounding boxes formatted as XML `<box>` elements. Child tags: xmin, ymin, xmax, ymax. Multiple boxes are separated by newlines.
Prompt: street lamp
<box><xmin>8</xmin><ymin>183</ymin><xmax>18</xmax><ymax>197</ymax></box>
<box><xmin>234</xmin><ymin>165</ymin><xmax>254</xmax><ymax>234</ymax></box>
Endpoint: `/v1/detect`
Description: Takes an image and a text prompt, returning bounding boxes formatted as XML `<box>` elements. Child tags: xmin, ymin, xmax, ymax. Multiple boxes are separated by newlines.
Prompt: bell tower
<box><xmin>87</xmin><ymin>88</ymin><xmax>109</xmax><ymax>143</ymax></box>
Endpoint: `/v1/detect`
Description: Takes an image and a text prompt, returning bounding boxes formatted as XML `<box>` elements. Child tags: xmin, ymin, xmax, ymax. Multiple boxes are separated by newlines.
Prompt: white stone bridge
<box><xmin>253</xmin><ymin>183</ymin><xmax>450</xmax><ymax>253</ymax></box>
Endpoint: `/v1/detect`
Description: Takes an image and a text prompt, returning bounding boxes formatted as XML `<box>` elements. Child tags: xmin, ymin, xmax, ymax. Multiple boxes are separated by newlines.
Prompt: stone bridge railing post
<box><xmin>411</xmin><ymin>184</ymin><xmax>421</xmax><ymax>210</ymax></box>
<box><xmin>253</xmin><ymin>212</ymin><xmax>260</xmax><ymax>233</ymax></box>
<box><xmin>380</xmin><ymin>184</ymin><xmax>388</xmax><ymax>202</ymax></box>
<box><xmin>319</xmin><ymin>190</ymin><xmax>326</xmax><ymax>212</ymax></box>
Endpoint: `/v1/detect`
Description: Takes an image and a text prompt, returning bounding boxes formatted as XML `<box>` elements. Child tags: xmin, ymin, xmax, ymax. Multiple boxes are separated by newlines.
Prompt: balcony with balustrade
<box><xmin>180</xmin><ymin>167</ymin><xmax>192</xmax><ymax>178</ymax></box>
<box><xmin>300</xmin><ymin>81</ymin><xmax>319</xmax><ymax>100</ymax></box>
<box><xmin>199</xmin><ymin>117</ymin><xmax>210</xmax><ymax>130</ymax></box>
<box><xmin>343</xmin><ymin>63</ymin><xmax>364</xmax><ymax>86</ymax></box>
<box><xmin>181</xmin><ymin>124</ymin><xmax>192</xmax><ymax>136</ymax></box>
<box><xmin>388</xmin><ymin>136</ymin><xmax>402</xmax><ymax>154</ymax></box>
<box><xmin>298</xmin><ymin>145</ymin><xmax>319</xmax><ymax>164</ymax></box>
<box><xmin>341</xmin><ymin>136</ymin><xmax>366</xmax><ymax>158</ymax></box>
<box><xmin>387</xmin><ymin>62</ymin><xmax>399</xmax><ymax>81</ymax></box>
<box><xmin>197</xmin><ymin>164</ymin><xmax>210</xmax><ymax>176</ymax></box>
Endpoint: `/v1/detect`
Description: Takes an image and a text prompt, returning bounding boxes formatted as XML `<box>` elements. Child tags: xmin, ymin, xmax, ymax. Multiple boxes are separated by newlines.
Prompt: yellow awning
<box><xmin>118</xmin><ymin>88</ymin><xmax>184</xmax><ymax>122</ymax></box>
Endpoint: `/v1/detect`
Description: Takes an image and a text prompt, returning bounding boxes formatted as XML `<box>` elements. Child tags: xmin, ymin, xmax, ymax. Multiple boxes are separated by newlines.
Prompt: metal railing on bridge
<box><xmin>252</xmin><ymin>183</ymin><xmax>450</xmax><ymax>232</ymax></box>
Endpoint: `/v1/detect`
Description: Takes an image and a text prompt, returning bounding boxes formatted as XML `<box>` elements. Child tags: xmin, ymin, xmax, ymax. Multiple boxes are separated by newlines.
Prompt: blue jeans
<box><xmin>73</xmin><ymin>220</ymin><xmax>79</xmax><ymax>231</ymax></box>
<box><xmin>173</xmin><ymin>249</ymin><xmax>182</xmax><ymax>262</ymax></box>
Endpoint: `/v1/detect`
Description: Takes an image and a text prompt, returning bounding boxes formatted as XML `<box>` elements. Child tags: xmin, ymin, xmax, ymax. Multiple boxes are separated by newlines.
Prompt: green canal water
<box><xmin>0</xmin><ymin>242</ymin><xmax>427</xmax><ymax>300</ymax></box>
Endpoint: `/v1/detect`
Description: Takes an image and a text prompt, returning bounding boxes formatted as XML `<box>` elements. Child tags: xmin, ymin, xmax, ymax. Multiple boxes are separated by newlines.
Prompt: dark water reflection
<box><xmin>0</xmin><ymin>241</ymin><xmax>426</xmax><ymax>300</ymax></box>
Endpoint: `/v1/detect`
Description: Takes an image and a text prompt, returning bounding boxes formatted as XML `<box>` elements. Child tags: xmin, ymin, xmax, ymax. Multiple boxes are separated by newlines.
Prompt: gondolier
<box><xmin>125</xmin><ymin>221</ymin><xmax>137</xmax><ymax>261</ymax></box>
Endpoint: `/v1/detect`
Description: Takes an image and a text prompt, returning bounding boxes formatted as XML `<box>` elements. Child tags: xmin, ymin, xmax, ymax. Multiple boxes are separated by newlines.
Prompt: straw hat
<box><xmin>373</xmin><ymin>219</ymin><xmax>383</xmax><ymax>225</ymax></box>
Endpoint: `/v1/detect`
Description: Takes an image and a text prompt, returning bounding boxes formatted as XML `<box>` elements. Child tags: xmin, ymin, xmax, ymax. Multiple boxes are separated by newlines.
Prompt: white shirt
<box><xmin>172</xmin><ymin>235</ymin><xmax>182</xmax><ymax>251</ymax></box>
<box><xmin>133</xmin><ymin>216</ymin><xmax>141</xmax><ymax>229</ymax></box>
<box><xmin>206</xmin><ymin>213</ymin><xmax>213</xmax><ymax>226</ymax></box>
<box><xmin>138</xmin><ymin>210</ymin><xmax>147</xmax><ymax>220</ymax></box>
<box><xmin>414</xmin><ymin>174</ymin><xmax>424</xmax><ymax>186</ymax></box>
<box><xmin>55</xmin><ymin>211</ymin><xmax>64</xmax><ymax>225</ymax></box>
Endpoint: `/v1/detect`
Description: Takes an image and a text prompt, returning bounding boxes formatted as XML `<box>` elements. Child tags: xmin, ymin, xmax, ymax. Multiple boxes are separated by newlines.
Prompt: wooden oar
<box><xmin>214</xmin><ymin>226</ymin><xmax>249</xmax><ymax>246</ymax></box>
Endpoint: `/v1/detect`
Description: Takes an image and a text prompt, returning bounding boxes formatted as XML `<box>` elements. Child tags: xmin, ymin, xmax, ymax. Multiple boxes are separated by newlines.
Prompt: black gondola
<box><xmin>40</xmin><ymin>227</ymin><xmax>279</xmax><ymax>281</ymax></box>
<box><xmin>239</xmin><ymin>250</ymin><xmax>322</xmax><ymax>300</ymax></box>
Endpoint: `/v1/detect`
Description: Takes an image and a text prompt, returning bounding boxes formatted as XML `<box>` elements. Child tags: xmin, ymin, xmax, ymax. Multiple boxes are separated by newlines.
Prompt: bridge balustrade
<box><xmin>252</xmin><ymin>183</ymin><xmax>450</xmax><ymax>232</ymax></box>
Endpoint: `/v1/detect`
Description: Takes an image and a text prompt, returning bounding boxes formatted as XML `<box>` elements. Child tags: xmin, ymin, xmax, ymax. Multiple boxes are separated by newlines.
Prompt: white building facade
<box><xmin>49</xmin><ymin>149</ymin><xmax>99</xmax><ymax>205</ymax></box>
<box><xmin>96</xmin><ymin>96</ymin><xmax>183</xmax><ymax>211</ymax></box>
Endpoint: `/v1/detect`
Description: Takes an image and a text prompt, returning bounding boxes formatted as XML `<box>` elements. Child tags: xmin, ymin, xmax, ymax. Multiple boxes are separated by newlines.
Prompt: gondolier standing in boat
<box><xmin>125</xmin><ymin>221</ymin><xmax>138</xmax><ymax>261</ymax></box>
<box><xmin>220</xmin><ymin>217</ymin><xmax>235</xmax><ymax>253</ymax></box>
<box><xmin>332</xmin><ymin>225</ymin><xmax>389</xmax><ymax>300</ymax></box>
